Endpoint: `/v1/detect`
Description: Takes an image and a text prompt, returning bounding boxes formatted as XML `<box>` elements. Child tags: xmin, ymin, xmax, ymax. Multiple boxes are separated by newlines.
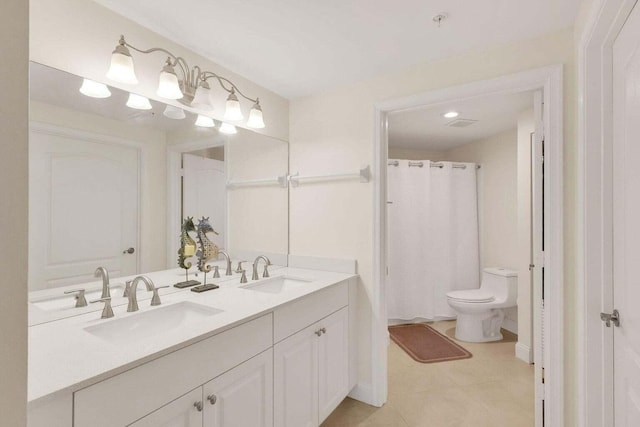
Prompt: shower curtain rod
<box><xmin>387</xmin><ymin>160</ymin><xmax>481</xmax><ymax>169</ymax></box>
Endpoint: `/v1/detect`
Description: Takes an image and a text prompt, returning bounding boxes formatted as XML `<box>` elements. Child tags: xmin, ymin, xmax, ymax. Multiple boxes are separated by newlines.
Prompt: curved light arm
<box><xmin>200</xmin><ymin>71</ymin><xmax>258</xmax><ymax>103</ymax></box>
<box><xmin>120</xmin><ymin>36</ymin><xmax>192</xmax><ymax>86</ymax></box>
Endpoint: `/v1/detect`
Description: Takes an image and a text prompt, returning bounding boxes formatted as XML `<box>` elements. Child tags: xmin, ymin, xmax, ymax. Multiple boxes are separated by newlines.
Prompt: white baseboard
<box><xmin>502</xmin><ymin>317</ymin><xmax>518</xmax><ymax>335</ymax></box>
<box><xmin>515</xmin><ymin>342</ymin><xmax>533</xmax><ymax>364</ymax></box>
<box><xmin>348</xmin><ymin>382</ymin><xmax>380</xmax><ymax>407</ymax></box>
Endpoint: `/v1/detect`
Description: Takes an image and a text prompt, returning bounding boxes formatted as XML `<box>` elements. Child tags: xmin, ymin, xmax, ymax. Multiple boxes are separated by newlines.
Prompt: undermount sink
<box><xmin>240</xmin><ymin>276</ymin><xmax>311</xmax><ymax>294</ymax></box>
<box><xmin>84</xmin><ymin>301</ymin><xmax>223</xmax><ymax>345</ymax></box>
<box><xmin>30</xmin><ymin>283</ymin><xmax>138</xmax><ymax>312</ymax></box>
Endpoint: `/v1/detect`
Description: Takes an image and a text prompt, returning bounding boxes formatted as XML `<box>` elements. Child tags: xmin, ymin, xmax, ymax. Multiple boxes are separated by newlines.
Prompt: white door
<box><xmin>318</xmin><ymin>307</ymin><xmax>349</xmax><ymax>423</ymax></box>
<box><xmin>531</xmin><ymin>90</ymin><xmax>546</xmax><ymax>427</ymax></box>
<box><xmin>274</xmin><ymin>323</ymin><xmax>319</xmax><ymax>427</ymax></box>
<box><xmin>182</xmin><ymin>153</ymin><xmax>226</xmax><ymax>250</ymax></box>
<box><xmin>29</xmin><ymin>126</ymin><xmax>139</xmax><ymax>290</ymax></box>
<box><xmin>128</xmin><ymin>388</ymin><xmax>203</xmax><ymax>427</ymax></box>
<box><xmin>203</xmin><ymin>349</ymin><xmax>273</xmax><ymax>427</ymax></box>
<box><xmin>612</xmin><ymin>5</ymin><xmax>640</xmax><ymax>424</ymax></box>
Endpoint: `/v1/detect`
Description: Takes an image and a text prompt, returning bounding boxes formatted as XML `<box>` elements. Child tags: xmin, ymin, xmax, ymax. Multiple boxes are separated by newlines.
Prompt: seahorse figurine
<box><xmin>177</xmin><ymin>217</ymin><xmax>197</xmax><ymax>270</ymax></box>
<box><xmin>196</xmin><ymin>217</ymin><xmax>220</xmax><ymax>273</ymax></box>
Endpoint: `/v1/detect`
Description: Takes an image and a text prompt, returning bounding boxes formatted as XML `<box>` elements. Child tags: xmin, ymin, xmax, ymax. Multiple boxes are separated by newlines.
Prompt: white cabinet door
<box><xmin>317</xmin><ymin>307</ymin><xmax>349</xmax><ymax>423</ymax></box>
<box><xmin>203</xmin><ymin>350</ymin><xmax>273</xmax><ymax>427</ymax></box>
<box><xmin>274</xmin><ymin>323</ymin><xmax>319</xmax><ymax>427</ymax></box>
<box><xmin>128</xmin><ymin>388</ymin><xmax>203</xmax><ymax>427</ymax></box>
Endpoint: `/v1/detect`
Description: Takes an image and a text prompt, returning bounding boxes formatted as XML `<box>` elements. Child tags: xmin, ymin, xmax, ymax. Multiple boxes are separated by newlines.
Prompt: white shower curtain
<box><xmin>387</xmin><ymin>159</ymin><xmax>480</xmax><ymax>321</ymax></box>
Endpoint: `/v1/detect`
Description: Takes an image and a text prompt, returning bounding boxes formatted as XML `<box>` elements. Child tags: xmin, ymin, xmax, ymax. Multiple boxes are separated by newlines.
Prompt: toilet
<box><xmin>446</xmin><ymin>267</ymin><xmax>518</xmax><ymax>342</ymax></box>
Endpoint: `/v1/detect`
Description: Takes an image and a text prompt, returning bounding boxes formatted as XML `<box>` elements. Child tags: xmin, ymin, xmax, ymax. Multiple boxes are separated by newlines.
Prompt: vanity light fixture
<box><xmin>106</xmin><ymin>35</ymin><xmax>266</xmax><ymax>128</ymax></box>
<box><xmin>219</xmin><ymin>122</ymin><xmax>238</xmax><ymax>135</ymax></box>
<box><xmin>195</xmin><ymin>114</ymin><xmax>215</xmax><ymax>128</ymax></box>
<box><xmin>126</xmin><ymin>93</ymin><xmax>153</xmax><ymax>110</ymax></box>
<box><xmin>163</xmin><ymin>104</ymin><xmax>186</xmax><ymax>120</ymax></box>
<box><xmin>79</xmin><ymin>79</ymin><xmax>112</xmax><ymax>98</ymax></box>
<box><xmin>443</xmin><ymin>111</ymin><xmax>459</xmax><ymax>119</ymax></box>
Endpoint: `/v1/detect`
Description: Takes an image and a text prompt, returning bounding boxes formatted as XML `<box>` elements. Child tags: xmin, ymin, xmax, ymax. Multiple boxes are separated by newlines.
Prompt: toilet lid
<box><xmin>447</xmin><ymin>289</ymin><xmax>495</xmax><ymax>303</ymax></box>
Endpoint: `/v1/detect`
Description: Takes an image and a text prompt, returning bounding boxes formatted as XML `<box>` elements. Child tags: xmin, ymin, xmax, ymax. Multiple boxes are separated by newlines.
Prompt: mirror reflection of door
<box><xmin>28</xmin><ymin>125</ymin><xmax>140</xmax><ymax>290</ymax></box>
<box><xmin>181</xmin><ymin>150</ymin><xmax>227</xmax><ymax>251</ymax></box>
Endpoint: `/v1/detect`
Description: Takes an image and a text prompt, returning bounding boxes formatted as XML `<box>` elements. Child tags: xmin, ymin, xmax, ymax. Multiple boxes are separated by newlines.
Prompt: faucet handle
<box><xmin>212</xmin><ymin>265</ymin><xmax>220</xmax><ymax>278</ymax></box>
<box><xmin>235</xmin><ymin>261</ymin><xmax>247</xmax><ymax>273</ymax></box>
<box><xmin>64</xmin><ymin>289</ymin><xmax>88</xmax><ymax>308</ymax></box>
<box><xmin>123</xmin><ymin>280</ymin><xmax>133</xmax><ymax>298</ymax></box>
<box><xmin>90</xmin><ymin>297</ymin><xmax>114</xmax><ymax>319</ymax></box>
<box><xmin>240</xmin><ymin>270</ymin><xmax>248</xmax><ymax>284</ymax></box>
<box><xmin>150</xmin><ymin>285</ymin><xmax>170</xmax><ymax>306</ymax></box>
<box><xmin>262</xmin><ymin>264</ymin><xmax>270</xmax><ymax>278</ymax></box>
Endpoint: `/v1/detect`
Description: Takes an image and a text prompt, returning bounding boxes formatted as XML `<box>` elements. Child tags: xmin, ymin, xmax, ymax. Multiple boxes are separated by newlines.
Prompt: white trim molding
<box><xmin>373</xmin><ymin>65</ymin><xmax>564</xmax><ymax>425</ymax></box>
<box><xmin>577</xmin><ymin>0</ymin><xmax>638</xmax><ymax>425</ymax></box>
<box><xmin>516</xmin><ymin>342</ymin><xmax>533</xmax><ymax>364</ymax></box>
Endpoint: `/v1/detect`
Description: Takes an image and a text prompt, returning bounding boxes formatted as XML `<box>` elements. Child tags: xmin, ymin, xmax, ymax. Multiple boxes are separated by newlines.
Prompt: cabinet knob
<box><xmin>320</xmin><ymin>327</ymin><xmax>326</xmax><ymax>335</ymax></box>
<box><xmin>207</xmin><ymin>394</ymin><xmax>217</xmax><ymax>405</ymax></box>
<box><xmin>194</xmin><ymin>401</ymin><xmax>203</xmax><ymax>412</ymax></box>
<box><xmin>315</xmin><ymin>329</ymin><xmax>322</xmax><ymax>336</ymax></box>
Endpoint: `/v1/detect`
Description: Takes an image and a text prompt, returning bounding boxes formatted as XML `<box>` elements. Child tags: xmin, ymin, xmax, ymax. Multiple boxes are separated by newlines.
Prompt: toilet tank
<box><xmin>481</xmin><ymin>267</ymin><xmax>518</xmax><ymax>304</ymax></box>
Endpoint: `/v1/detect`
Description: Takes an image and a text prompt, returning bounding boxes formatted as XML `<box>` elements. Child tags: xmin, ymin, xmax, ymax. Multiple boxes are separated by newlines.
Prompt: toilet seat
<box><xmin>447</xmin><ymin>289</ymin><xmax>495</xmax><ymax>303</ymax></box>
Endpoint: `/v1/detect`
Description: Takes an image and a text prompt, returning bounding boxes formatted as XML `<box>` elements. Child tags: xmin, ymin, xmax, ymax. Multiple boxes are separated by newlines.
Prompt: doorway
<box><xmin>372</xmin><ymin>65</ymin><xmax>564</xmax><ymax>426</ymax></box>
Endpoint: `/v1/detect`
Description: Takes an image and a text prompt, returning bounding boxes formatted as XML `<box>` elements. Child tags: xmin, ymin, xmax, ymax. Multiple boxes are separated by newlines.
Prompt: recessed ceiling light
<box><xmin>443</xmin><ymin>111</ymin><xmax>459</xmax><ymax>119</ymax></box>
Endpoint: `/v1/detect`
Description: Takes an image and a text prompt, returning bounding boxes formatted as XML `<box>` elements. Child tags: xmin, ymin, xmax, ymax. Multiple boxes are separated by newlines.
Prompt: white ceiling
<box><xmin>388</xmin><ymin>91</ymin><xmax>534</xmax><ymax>151</ymax></box>
<box><xmin>92</xmin><ymin>0</ymin><xmax>581</xmax><ymax>99</ymax></box>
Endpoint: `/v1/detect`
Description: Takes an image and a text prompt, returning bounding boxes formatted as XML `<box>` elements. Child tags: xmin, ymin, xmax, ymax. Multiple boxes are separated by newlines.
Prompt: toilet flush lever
<box><xmin>600</xmin><ymin>309</ymin><xmax>620</xmax><ymax>327</ymax></box>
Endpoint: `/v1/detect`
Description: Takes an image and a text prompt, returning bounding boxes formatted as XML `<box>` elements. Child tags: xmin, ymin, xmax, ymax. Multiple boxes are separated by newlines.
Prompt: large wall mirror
<box><xmin>28</xmin><ymin>62</ymin><xmax>289</xmax><ymax>293</ymax></box>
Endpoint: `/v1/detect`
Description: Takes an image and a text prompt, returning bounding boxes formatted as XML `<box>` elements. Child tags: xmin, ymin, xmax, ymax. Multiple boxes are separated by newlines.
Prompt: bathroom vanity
<box><xmin>27</xmin><ymin>266</ymin><xmax>357</xmax><ymax>427</ymax></box>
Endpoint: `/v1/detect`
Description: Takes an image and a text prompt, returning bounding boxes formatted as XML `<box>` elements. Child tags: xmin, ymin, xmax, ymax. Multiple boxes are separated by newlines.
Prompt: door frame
<box><xmin>166</xmin><ymin>136</ymin><xmax>227</xmax><ymax>268</ymax></box>
<box><xmin>372</xmin><ymin>65</ymin><xmax>564</xmax><ymax>425</ymax></box>
<box><xmin>577</xmin><ymin>0</ymin><xmax>638</xmax><ymax>425</ymax></box>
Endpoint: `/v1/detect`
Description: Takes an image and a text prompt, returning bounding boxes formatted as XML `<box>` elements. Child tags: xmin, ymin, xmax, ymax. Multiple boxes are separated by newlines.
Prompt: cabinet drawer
<box><xmin>74</xmin><ymin>314</ymin><xmax>272</xmax><ymax>427</ymax></box>
<box><xmin>273</xmin><ymin>280</ymin><xmax>348</xmax><ymax>343</ymax></box>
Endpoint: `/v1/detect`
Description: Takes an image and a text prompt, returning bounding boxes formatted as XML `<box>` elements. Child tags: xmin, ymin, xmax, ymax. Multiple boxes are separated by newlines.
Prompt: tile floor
<box><xmin>321</xmin><ymin>320</ymin><xmax>535</xmax><ymax>427</ymax></box>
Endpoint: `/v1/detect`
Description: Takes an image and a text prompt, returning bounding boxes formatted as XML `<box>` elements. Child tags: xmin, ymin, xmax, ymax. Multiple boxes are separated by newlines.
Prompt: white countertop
<box><xmin>28</xmin><ymin>266</ymin><xmax>356</xmax><ymax>405</ymax></box>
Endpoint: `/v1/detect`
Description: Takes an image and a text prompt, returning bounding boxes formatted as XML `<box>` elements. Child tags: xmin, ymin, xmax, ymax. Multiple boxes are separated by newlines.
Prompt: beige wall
<box><xmin>445</xmin><ymin>129</ymin><xmax>519</xmax><ymax>331</ymax></box>
<box><xmin>388</xmin><ymin>147</ymin><xmax>446</xmax><ymax>161</ymax></box>
<box><xmin>29</xmin><ymin>101</ymin><xmax>168</xmax><ymax>277</ymax></box>
<box><xmin>0</xmin><ymin>0</ymin><xmax>28</xmax><ymax>424</ymax></box>
<box><xmin>290</xmin><ymin>28</ymin><xmax>577</xmax><ymax>423</ymax></box>
<box><xmin>30</xmin><ymin>0</ymin><xmax>290</xmax><ymax>142</ymax></box>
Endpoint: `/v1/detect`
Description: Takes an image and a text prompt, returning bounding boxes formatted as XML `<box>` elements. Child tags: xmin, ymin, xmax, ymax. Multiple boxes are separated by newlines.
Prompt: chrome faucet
<box><xmin>219</xmin><ymin>251</ymin><xmax>233</xmax><ymax>276</ymax></box>
<box><xmin>127</xmin><ymin>276</ymin><xmax>154</xmax><ymax>312</ymax></box>
<box><xmin>94</xmin><ymin>267</ymin><xmax>110</xmax><ymax>299</ymax></box>
<box><xmin>252</xmin><ymin>255</ymin><xmax>271</xmax><ymax>280</ymax></box>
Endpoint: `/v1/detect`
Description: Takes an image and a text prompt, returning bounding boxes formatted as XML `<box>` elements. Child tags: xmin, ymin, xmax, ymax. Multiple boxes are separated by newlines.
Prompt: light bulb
<box><xmin>247</xmin><ymin>101</ymin><xmax>265</xmax><ymax>129</ymax></box>
<box><xmin>195</xmin><ymin>115</ymin><xmax>215</xmax><ymax>128</ymax></box>
<box><xmin>224</xmin><ymin>91</ymin><xmax>243</xmax><ymax>121</ymax></box>
<box><xmin>126</xmin><ymin>93</ymin><xmax>152</xmax><ymax>110</ymax></box>
<box><xmin>157</xmin><ymin>63</ymin><xmax>183</xmax><ymax>100</ymax></box>
<box><xmin>163</xmin><ymin>105</ymin><xmax>185</xmax><ymax>120</ymax></box>
<box><xmin>443</xmin><ymin>111</ymin><xmax>459</xmax><ymax>119</ymax></box>
<box><xmin>79</xmin><ymin>79</ymin><xmax>111</xmax><ymax>98</ymax></box>
<box><xmin>191</xmin><ymin>81</ymin><xmax>214</xmax><ymax>111</ymax></box>
<box><xmin>219</xmin><ymin>123</ymin><xmax>237</xmax><ymax>134</ymax></box>
<box><xmin>106</xmin><ymin>41</ymin><xmax>138</xmax><ymax>85</ymax></box>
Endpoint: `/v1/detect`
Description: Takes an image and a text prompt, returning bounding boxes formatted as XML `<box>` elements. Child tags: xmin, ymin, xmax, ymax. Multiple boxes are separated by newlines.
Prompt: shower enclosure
<box><xmin>387</xmin><ymin>159</ymin><xmax>480</xmax><ymax>322</ymax></box>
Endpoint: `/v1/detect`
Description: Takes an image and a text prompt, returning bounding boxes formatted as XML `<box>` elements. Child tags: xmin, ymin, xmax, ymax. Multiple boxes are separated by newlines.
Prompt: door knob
<box><xmin>123</xmin><ymin>247</ymin><xmax>135</xmax><ymax>254</ymax></box>
<box><xmin>600</xmin><ymin>309</ymin><xmax>620</xmax><ymax>327</ymax></box>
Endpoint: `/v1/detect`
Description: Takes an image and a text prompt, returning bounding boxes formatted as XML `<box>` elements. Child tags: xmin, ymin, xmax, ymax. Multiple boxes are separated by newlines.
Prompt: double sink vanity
<box><xmin>28</xmin><ymin>257</ymin><xmax>358</xmax><ymax>427</ymax></box>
